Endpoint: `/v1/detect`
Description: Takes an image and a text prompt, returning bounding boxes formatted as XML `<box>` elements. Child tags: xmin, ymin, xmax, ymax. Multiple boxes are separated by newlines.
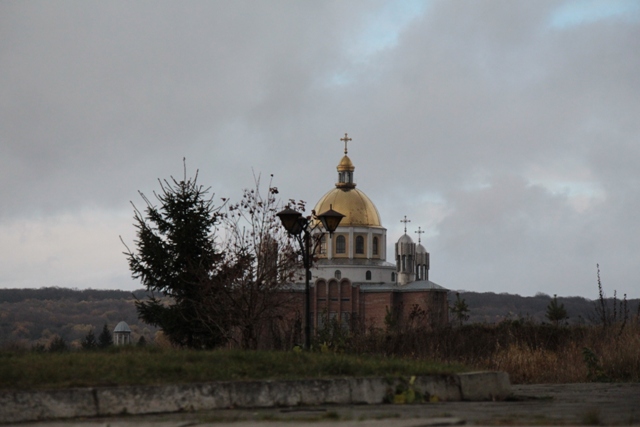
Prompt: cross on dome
<box><xmin>340</xmin><ymin>133</ymin><xmax>352</xmax><ymax>155</ymax></box>
<box><xmin>400</xmin><ymin>215</ymin><xmax>411</xmax><ymax>233</ymax></box>
<box><xmin>415</xmin><ymin>227</ymin><xmax>425</xmax><ymax>244</ymax></box>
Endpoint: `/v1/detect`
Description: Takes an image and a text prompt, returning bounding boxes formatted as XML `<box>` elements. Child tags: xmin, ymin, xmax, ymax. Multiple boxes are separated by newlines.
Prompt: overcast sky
<box><xmin>2</xmin><ymin>0</ymin><xmax>639</xmax><ymax>299</ymax></box>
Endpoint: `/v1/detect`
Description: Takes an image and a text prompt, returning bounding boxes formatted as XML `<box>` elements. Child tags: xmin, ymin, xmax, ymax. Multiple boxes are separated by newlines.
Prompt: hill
<box><xmin>450</xmin><ymin>291</ymin><xmax>639</xmax><ymax>325</ymax></box>
<box><xmin>1</xmin><ymin>287</ymin><xmax>638</xmax><ymax>349</ymax></box>
<box><xmin>0</xmin><ymin>288</ymin><xmax>157</xmax><ymax>348</ymax></box>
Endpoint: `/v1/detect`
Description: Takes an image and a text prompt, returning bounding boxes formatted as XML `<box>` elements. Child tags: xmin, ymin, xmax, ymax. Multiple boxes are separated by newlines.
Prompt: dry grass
<box><xmin>487</xmin><ymin>323</ymin><xmax>640</xmax><ymax>383</ymax></box>
<box><xmin>343</xmin><ymin>319</ymin><xmax>640</xmax><ymax>384</ymax></box>
<box><xmin>489</xmin><ymin>342</ymin><xmax>586</xmax><ymax>383</ymax></box>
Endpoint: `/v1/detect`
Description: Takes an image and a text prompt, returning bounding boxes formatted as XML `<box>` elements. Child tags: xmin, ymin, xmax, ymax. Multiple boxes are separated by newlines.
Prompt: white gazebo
<box><xmin>113</xmin><ymin>321</ymin><xmax>132</xmax><ymax>345</ymax></box>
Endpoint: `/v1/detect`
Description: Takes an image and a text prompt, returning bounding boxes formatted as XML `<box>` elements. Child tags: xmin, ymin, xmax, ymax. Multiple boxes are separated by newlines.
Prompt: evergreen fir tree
<box><xmin>48</xmin><ymin>335</ymin><xmax>68</xmax><ymax>352</ymax></box>
<box><xmin>450</xmin><ymin>292</ymin><xmax>470</xmax><ymax>326</ymax></box>
<box><xmin>98</xmin><ymin>324</ymin><xmax>113</xmax><ymax>348</ymax></box>
<box><xmin>81</xmin><ymin>328</ymin><xmax>98</xmax><ymax>350</ymax></box>
<box><xmin>546</xmin><ymin>294</ymin><xmax>568</xmax><ymax>326</ymax></box>
<box><xmin>123</xmin><ymin>166</ymin><xmax>300</xmax><ymax>349</ymax></box>
<box><xmin>124</xmin><ymin>166</ymin><xmax>229</xmax><ymax>348</ymax></box>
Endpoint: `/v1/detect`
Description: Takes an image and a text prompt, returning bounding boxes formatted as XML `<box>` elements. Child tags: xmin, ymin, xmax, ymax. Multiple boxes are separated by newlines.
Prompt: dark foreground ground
<box><xmin>16</xmin><ymin>383</ymin><xmax>640</xmax><ymax>426</ymax></box>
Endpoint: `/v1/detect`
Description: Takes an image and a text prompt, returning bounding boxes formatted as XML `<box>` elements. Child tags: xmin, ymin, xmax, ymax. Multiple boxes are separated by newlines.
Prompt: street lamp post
<box><xmin>277</xmin><ymin>205</ymin><xmax>344</xmax><ymax>350</ymax></box>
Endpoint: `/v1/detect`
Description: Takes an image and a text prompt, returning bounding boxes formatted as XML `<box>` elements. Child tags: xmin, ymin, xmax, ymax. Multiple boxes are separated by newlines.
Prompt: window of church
<box><xmin>319</xmin><ymin>234</ymin><xmax>326</xmax><ymax>254</ymax></box>
<box><xmin>373</xmin><ymin>237</ymin><xmax>379</xmax><ymax>255</ymax></box>
<box><xmin>336</xmin><ymin>235</ymin><xmax>346</xmax><ymax>254</ymax></box>
<box><xmin>366</xmin><ymin>270</ymin><xmax>371</xmax><ymax>280</ymax></box>
<box><xmin>317</xmin><ymin>313</ymin><xmax>324</xmax><ymax>329</ymax></box>
<box><xmin>391</xmin><ymin>272</ymin><xmax>396</xmax><ymax>282</ymax></box>
<box><xmin>341</xmin><ymin>312</ymin><xmax>351</xmax><ymax>328</ymax></box>
<box><xmin>356</xmin><ymin>236</ymin><xmax>364</xmax><ymax>254</ymax></box>
<box><xmin>334</xmin><ymin>270</ymin><xmax>341</xmax><ymax>280</ymax></box>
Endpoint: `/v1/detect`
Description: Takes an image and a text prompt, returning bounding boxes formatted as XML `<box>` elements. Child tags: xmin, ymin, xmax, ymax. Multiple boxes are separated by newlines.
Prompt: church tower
<box><xmin>395</xmin><ymin>216</ymin><xmax>416</xmax><ymax>285</ymax></box>
<box><xmin>415</xmin><ymin>227</ymin><xmax>430</xmax><ymax>281</ymax></box>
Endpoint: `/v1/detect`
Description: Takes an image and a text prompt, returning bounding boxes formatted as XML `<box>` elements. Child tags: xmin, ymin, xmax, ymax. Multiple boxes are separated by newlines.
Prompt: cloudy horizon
<box><xmin>2</xmin><ymin>0</ymin><xmax>639</xmax><ymax>299</ymax></box>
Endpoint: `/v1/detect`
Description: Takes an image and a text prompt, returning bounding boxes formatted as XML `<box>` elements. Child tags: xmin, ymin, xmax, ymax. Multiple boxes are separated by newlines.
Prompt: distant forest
<box><xmin>457</xmin><ymin>290</ymin><xmax>638</xmax><ymax>324</ymax></box>
<box><xmin>0</xmin><ymin>288</ymin><xmax>158</xmax><ymax>348</ymax></box>
<box><xmin>1</xmin><ymin>287</ymin><xmax>638</xmax><ymax>348</ymax></box>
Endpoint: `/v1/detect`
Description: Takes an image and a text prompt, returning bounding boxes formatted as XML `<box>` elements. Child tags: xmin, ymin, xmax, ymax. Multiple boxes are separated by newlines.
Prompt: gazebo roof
<box><xmin>113</xmin><ymin>321</ymin><xmax>131</xmax><ymax>333</ymax></box>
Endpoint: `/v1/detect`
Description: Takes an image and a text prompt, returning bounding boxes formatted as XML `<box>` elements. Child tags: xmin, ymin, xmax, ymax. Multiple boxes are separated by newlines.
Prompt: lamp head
<box><xmin>316</xmin><ymin>204</ymin><xmax>345</xmax><ymax>235</ymax></box>
<box><xmin>277</xmin><ymin>207</ymin><xmax>304</xmax><ymax>235</ymax></box>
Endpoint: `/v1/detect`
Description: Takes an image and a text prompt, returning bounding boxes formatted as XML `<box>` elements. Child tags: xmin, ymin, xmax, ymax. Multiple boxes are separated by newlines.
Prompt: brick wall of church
<box><xmin>309</xmin><ymin>280</ymin><xmax>361</xmax><ymax>328</ymax></box>
<box><xmin>396</xmin><ymin>290</ymin><xmax>449</xmax><ymax>327</ymax></box>
<box><xmin>275</xmin><ymin>286</ymin><xmax>449</xmax><ymax>339</ymax></box>
<box><xmin>360</xmin><ymin>291</ymin><xmax>394</xmax><ymax>328</ymax></box>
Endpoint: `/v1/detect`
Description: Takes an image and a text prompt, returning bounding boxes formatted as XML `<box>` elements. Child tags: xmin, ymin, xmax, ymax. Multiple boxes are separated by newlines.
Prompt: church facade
<box><xmin>287</xmin><ymin>135</ymin><xmax>449</xmax><ymax>331</ymax></box>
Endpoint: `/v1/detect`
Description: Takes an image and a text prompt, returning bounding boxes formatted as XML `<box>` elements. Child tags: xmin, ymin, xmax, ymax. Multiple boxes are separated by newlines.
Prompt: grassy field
<box><xmin>0</xmin><ymin>347</ymin><xmax>466</xmax><ymax>390</ymax></box>
<box><xmin>347</xmin><ymin>321</ymin><xmax>640</xmax><ymax>384</ymax></box>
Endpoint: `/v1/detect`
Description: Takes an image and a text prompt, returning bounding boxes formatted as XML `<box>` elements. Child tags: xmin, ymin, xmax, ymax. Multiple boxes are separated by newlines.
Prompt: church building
<box><xmin>290</xmin><ymin>134</ymin><xmax>449</xmax><ymax>331</ymax></box>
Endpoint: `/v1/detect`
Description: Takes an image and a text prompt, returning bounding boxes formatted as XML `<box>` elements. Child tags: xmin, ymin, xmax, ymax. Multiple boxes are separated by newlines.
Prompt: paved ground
<box><xmin>14</xmin><ymin>383</ymin><xmax>640</xmax><ymax>426</ymax></box>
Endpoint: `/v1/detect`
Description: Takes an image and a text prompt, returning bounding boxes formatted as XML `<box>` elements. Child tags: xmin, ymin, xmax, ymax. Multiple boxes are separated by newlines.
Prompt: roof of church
<box><xmin>314</xmin><ymin>138</ymin><xmax>382</xmax><ymax>227</ymax></box>
<box><xmin>360</xmin><ymin>280</ymin><xmax>447</xmax><ymax>292</ymax></box>
<box><xmin>314</xmin><ymin>187</ymin><xmax>382</xmax><ymax>227</ymax></box>
<box><xmin>315</xmin><ymin>258</ymin><xmax>396</xmax><ymax>268</ymax></box>
<box><xmin>397</xmin><ymin>233</ymin><xmax>414</xmax><ymax>244</ymax></box>
<box><xmin>337</xmin><ymin>154</ymin><xmax>355</xmax><ymax>171</ymax></box>
<box><xmin>284</xmin><ymin>280</ymin><xmax>447</xmax><ymax>292</ymax></box>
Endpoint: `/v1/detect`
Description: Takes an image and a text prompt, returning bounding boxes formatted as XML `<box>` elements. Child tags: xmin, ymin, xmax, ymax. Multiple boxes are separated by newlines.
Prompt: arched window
<box><xmin>373</xmin><ymin>237</ymin><xmax>379</xmax><ymax>255</ymax></box>
<box><xmin>334</xmin><ymin>270</ymin><xmax>341</xmax><ymax>280</ymax></box>
<box><xmin>319</xmin><ymin>234</ymin><xmax>326</xmax><ymax>254</ymax></box>
<box><xmin>356</xmin><ymin>236</ymin><xmax>364</xmax><ymax>254</ymax></box>
<box><xmin>366</xmin><ymin>270</ymin><xmax>371</xmax><ymax>280</ymax></box>
<box><xmin>336</xmin><ymin>235</ymin><xmax>346</xmax><ymax>254</ymax></box>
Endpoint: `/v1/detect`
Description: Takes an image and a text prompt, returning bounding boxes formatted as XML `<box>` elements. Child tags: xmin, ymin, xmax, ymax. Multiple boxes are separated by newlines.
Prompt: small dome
<box><xmin>113</xmin><ymin>321</ymin><xmax>131</xmax><ymax>333</ymax></box>
<box><xmin>337</xmin><ymin>155</ymin><xmax>355</xmax><ymax>171</ymax></box>
<box><xmin>314</xmin><ymin>188</ymin><xmax>381</xmax><ymax>227</ymax></box>
<box><xmin>315</xmin><ymin>137</ymin><xmax>382</xmax><ymax>227</ymax></box>
<box><xmin>398</xmin><ymin>233</ymin><xmax>414</xmax><ymax>244</ymax></box>
<box><xmin>416</xmin><ymin>243</ymin><xmax>427</xmax><ymax>253</ymax></box>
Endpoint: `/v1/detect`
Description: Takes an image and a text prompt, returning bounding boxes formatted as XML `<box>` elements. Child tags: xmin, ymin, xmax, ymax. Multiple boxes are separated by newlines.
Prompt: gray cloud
<box><xmin>1</xmin><ymin>1</ymin><xmax>639</xmax><ymax>299</ymax></box>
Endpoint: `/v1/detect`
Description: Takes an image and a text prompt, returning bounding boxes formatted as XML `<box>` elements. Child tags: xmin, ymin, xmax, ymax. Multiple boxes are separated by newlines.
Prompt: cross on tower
<box><xmin>400</xmin><ymin>215</ymin><xmax>411</xmax><ymax>233</ymax></box>
<box><xmin>415</xmin><ymin>226</ymin><xmax>425</xmax><ymax>244</ymax></box>
<box><xmin>340</xmin><ymin>133</ymin><xmax>352</xmax><ymax>155</ymax></box>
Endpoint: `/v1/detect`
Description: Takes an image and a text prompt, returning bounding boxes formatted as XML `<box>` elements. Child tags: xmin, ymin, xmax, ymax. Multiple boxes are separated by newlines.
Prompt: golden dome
<box><xmin>314</xmin><ymin>187</ymin><xmax>382</xmax><ymax>227</ymax></box>
<box><xmin>337</xmin><ymin>155</ymin><xmax>355</xmax><ymax>171</ymax></box>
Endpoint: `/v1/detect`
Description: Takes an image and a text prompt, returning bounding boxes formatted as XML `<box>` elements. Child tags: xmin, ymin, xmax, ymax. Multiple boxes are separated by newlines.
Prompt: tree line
<box><xmin>0</xmin><ymin>288</ymin><xmax>148</xmax><ymax>304</ymax></box>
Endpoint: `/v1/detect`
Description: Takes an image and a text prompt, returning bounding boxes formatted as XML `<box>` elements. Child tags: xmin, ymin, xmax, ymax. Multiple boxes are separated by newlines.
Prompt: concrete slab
<box><xmin>0</xmin><ymin>388</ymin><xmax>97</xmax><ymax>423</ymax></box>
<box><xmin>0</xmin><ymin>372</ymin><xmax>511</xmax><ymax>424</ymax></box>
<box><xmin>457</xmin><ymin>371</ymin><xmax>511</xmax><ymax>401</ymax></box>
